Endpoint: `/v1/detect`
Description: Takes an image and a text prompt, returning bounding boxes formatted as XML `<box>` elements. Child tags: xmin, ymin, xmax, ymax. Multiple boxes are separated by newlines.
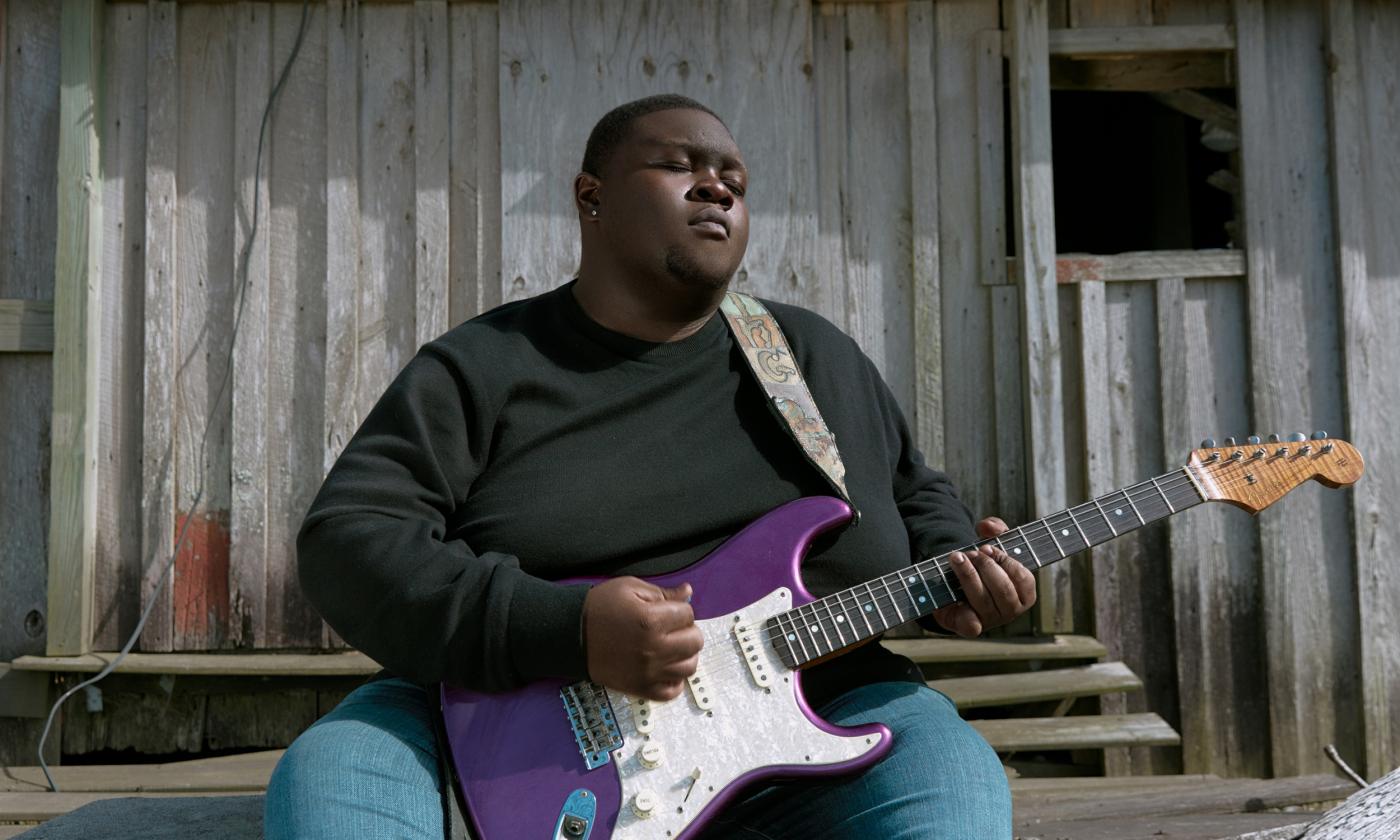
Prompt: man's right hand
<box><xmin>583</xmin><ymin>577</ymin><xmax>704</xmax><ymax>701</ymax></box>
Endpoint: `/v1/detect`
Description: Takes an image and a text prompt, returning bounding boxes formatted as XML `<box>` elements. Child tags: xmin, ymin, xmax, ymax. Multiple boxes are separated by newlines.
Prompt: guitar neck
<box><xmin>767</xmin><ymin>467</ymin><xmax>1208</xmax><ymax>670</ymax></box>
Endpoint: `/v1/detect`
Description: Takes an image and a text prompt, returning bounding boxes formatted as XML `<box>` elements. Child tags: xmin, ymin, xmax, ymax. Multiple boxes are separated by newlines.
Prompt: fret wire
<box><xmin>1123</xmin><ymin>487</ymin><xmax>1147</xmax><ymax>525</ymax></box>
<box><xmin>816</xmin><ymin>596</ymin><xmax>847</xmax><ymax>647</ymax></box>
<box><xmin>1091</xmin><ymin>497</ymin><xmax>1118</xmax><ymax>537</ymax></box>
<box><xmin>857</xmin><ymin>583</ymin><xmax>876</xmax><ymax>635</ymax></box>
<box><xmin>865</xmin><ymin>581</ymin><xmax>891</xmax><ymax>630</ymax></box>
<box><xmin>1065</xmin><ymin>506</ymin><xmax>1092</xmax><ymax>547</ymax></box>
<box><xmin>1040</xmin><ymin>519</ymin><xmax>1067</xmax><ymax>557</ymax></box>
<box><xmin>1013</xmin><ymin>529</ymin><xmax>1042</xmax><ymax>567</ymax></box>
<box><xmin>809</xmin><ymin>603</ymin><xmax>835</xmax><ymax>654</ymax></box>
<box><xmin>786</xmin><ymin>613</ymin><xmax>814</xmax><ymax>663</ymax></box>
<box><xmin>879</xmin><ymin>574</ymin><xmax>908</xmax><ymax>622</ymax></box>
<box><xmin>932</xmin><ymin>554</ymin><xmax>955</xmax><ymax>601</ymax></box>
<box><xmin>1181</xmin><ymin>465</ymin><xmax>1208</xmax><ymax>500</ymax></box>
<box><xmin>1149</xmin><ymin>475</ymin><xmax>1176</xmax><ymax>513</ymax></box>
<box><xmin>908</xmin><ymin>569</ymin><xmax>936</xmax><ymax>612</ymax></box>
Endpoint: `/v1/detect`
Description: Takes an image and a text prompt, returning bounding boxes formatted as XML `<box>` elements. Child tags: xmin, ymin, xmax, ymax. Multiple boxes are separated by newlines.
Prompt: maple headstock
<box><xmin>1188</xmin><ymin>433</ymin><xmax>1364</xmax><ymax>514</ymax></box>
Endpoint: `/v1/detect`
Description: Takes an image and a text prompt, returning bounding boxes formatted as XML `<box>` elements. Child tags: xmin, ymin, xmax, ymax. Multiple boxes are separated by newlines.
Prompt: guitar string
<box><xmin>662</xmin><ymin>469</ymin><xmax>1205</xmax><ymax>687</ymax></box>
<box><xmin>586</xmin><ymin>457</ymin><xmax>1328</xmax><ymax>696</ymax></box>
<box><xmin>759</xmin><ymin>458</ymin><xmax>1318</xmax><ymax>668</ymax></box>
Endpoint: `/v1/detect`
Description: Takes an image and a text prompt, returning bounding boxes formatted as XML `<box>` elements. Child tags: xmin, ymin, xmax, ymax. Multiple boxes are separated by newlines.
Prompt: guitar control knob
<box><xmin>640</xmin><ymin>742</ymin><xmax>664</xmax><ymax>769</ymax></box>
<box><xmin>631</xmin><ymin>791</ymin><xmax>657</xmax><ymax>819</ymax></box>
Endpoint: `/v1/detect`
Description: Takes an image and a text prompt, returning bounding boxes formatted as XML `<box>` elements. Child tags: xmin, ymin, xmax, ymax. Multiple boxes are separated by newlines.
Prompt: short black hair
<box><xmin>581</xmin><ymin>94</ymin><xmax>727</xmax><ymax>177</ymax></box>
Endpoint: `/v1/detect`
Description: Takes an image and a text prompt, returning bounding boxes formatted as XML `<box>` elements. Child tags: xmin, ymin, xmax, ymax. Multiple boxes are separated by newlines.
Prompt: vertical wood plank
<box><xmin>140</xmin><ymin>0</ymin><xmax>178</xmax><ymax>652</ymax></box>
<box><xmin>843</xmin><ymin>3</ymin><xmax>914</xmax><ymax>411</ymax></box>
<box><xmin>933</xmin><ymin>0</ymin><xmax>1001</xmax><ymax>521</ymax></box>
<box><xmin>323</xmin><ymin>0</ymin><xmax>359</xmax><ymax>476</ymax></box>
<box><xmin>813</xmin><ymin>5</ymin><xmax>848</xmax><ymax>336</ymax></box>
<box><xmin>1329</xmin><ymin>0</ymin><xmax>1400</xmax><ymax>780</ymax></box>
<box><xmin>266</xmin><ymin>0</ymin><xmax>328</xmax><ymax>649</ymax></box>
<box><xmin>413</xmin><ymin>0</ymin><xmax>449</xmax><ymax>346</ymax></box>
<box><xmin>1006</xmin><ymin>0</ymin><xmax>1071</xmax><ymax>632</ymax></box>
<box><xmin>1234</xmin><ymin>0</ymin><xmax>1358</xmax><ymax>777</ymax></box>
<box><xmin>447</xmin><ymin>1</ymin><xmax>500</xmax><ymax>326</ymax></box>
<box><xmin>908</xmin><ymin>1</ymin><xmax>942</xmax><ymax>465</ymax></box>
<box><xmin>357</xmin><ymin>2</ymin><xmax>416</xmax><ymax>418</ymax></box>
<box><xmin>173</xmin><ymin>2</ymin><xmax>237</xmax><ymax>651</ymax></box>
<box><xmin>94</xmin><ymin>1</ymin><xmax>148</xmax><ymax>651</ymax></box>
<box><xmin>1077</xmin><ymin>278</ymin><xmax>1128</xmax><ymax>773</ymax></box>
<box><xmin>1161</xmin><ymin>276</ymin><xmax>1269</xmax><ymax>777</ymax></box>
<box><xmin>974</xmin><ymin>28</ymin><xmax>1005</xmax><ymax>289</ymax></box>
<box><xmin>229</xmin><ymin>0</ymin><xmax>271</xmax><ymax>649</ymax></box>
<box><xmin>991</xmin><ymin>287</ymin><xmax>1027</xmax><ymax>527</ymax></box>
<box><xmin>1</xmin><ymin>0</ymin><xmax>61</xmax><ymax>665</ymax></box>
<box><xmin>46</xmin><ymin>0</ymin><xmax>104</xmax><ymax>655</ymax></box>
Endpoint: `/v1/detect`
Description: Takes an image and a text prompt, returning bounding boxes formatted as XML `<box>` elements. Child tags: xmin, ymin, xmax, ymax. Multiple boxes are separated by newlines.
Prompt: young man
<box><xmin>266</xmin><ymin>94</ymin><xmax>1033</xmax><ymax>839</ymax></box>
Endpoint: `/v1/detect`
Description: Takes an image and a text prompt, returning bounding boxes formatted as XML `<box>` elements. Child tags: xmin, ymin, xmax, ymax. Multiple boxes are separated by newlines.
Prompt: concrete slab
<box><xmin>11</xmin><ymin>795</ymin><xmax>263</xmax><ymax>839</ymax></box>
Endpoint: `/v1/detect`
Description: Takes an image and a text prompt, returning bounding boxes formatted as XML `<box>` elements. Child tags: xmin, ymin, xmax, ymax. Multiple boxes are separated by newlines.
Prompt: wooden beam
<box><xmin>1043</xmin><ymin>23</ymin><xmax>1234</xmax><ymax>55</ymax></box>
<box><xmin>929</xmin><ymin>661</ymin><xmax>1141</xmax><ymax>709</ymax></box>
<box><xmin>1007</xmin><ymin>0</ymin><xmax>1071</xmax><ymax>633</ymax></box>
<box><xmin>1326</xmin><ymin>0</ymin><xmax>1400</xmax><ymax>781</ymax></box>
<box><xmin>0</xmin><ymin>299</ymin><xmax>55</xmax><ymax>352</ymax></box>
<box><xmin>45</xmin><ymin>0</ymin><xmax>103</xmax><ymax>656</ymax></box>
<box><xmin>9</xmin><ymin>651</ymin><xmax>378</xmax><ymax>677</ymax></box>
<box><xmin>1150</xmin><ymin>89</ymin><xmax>1239</xmax><ymax>134</ymax></box>
<box><xmin>972</xmin><ymin>712</ymin><xmax>1178</xmax><ymax>751</ymax></box>
<box><xmin>909</xmin><ymin>1</ymin><xmax>943</xmax><ymax>466</ymax></box>
<box><xmin>882</xmin><ymin>633</ymin><xmax>1106</xmax><ymax>663</ymax></box>
<box><xmin>1003</xmin><ymin>249</ymin><xmax>1245</xmax><ymax>284</ymax></box>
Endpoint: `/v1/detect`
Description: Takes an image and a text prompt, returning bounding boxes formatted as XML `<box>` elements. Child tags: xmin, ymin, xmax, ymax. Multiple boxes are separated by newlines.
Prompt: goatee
<box><xmin>664</xmin><ymin>246</ymin><xmax>732</xmax><ymax>291</ymax></box>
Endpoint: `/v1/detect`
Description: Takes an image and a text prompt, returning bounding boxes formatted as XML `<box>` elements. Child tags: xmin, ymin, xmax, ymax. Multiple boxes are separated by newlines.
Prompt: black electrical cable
<box><xmin>36</xmin><ymin>0</ymin><xmax>313</xmax><ymax>791</ymax></box>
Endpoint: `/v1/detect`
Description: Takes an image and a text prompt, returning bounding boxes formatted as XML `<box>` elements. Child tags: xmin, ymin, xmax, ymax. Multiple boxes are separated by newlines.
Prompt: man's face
<box><xmin>596</xmin><ymin>108</ymin><xmax>750</xmax><ymax>291</ymax></box>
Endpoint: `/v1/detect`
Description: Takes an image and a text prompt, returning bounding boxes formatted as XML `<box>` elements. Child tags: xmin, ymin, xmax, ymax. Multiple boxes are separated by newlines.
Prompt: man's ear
<box><xmin>574</xmin><ymin>172</ymin><xmax>602</xmax><ymax>219</ymax></box>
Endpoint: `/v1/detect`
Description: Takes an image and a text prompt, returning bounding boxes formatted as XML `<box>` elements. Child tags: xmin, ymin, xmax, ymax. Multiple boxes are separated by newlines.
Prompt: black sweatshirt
<box><xmin>297</xmin><ymin>283</ymin><xmax>978</xmax><ymax>707</ymax></box>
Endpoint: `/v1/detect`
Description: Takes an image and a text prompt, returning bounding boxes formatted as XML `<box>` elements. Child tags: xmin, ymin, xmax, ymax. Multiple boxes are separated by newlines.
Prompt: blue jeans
<box><xmin>265</xmin><ymin>678</ymin><xmax>1010</xmax><ymax>839</ymax></box>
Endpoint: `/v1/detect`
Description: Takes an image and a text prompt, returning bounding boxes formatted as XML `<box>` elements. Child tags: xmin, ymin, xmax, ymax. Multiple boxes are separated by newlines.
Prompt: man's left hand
<box><xmin>931</xmin><ymin>516</ymin><xmax>1037</xmax><ymax>638</ymax></box>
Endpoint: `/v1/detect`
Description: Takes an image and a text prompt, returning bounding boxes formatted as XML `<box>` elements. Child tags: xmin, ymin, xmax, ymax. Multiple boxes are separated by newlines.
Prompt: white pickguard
<box><xmin>603</xmin><ymin>588</ymin><xmax>885</xmax><ymax>839</ymax></box>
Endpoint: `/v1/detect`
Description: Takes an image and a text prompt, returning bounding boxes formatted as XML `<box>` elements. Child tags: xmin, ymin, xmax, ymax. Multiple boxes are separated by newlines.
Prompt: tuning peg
<box><xmin>1200</xmin><ymin>438</ymin><xmax>1217</xmax><ymax>448</ymax></box>
<box><xmin>1224</xmin><ymin>437</ymin><xmax>1237</xmax><ymax>446</ymax></box>
<box><xmin>1247</xmin><ymin>435</ymin><xmax>1261</xmax><ymax>445</ymax></box>
<box><xmin>1288</xmin><ymin>432</ymin><xmax>1306</xmax><ymax>442</ymax></box>
<box><xmin>1312</xmin><ymin>431</ymin><xmax>1328</xmax><ymax>440</ymax></box>
<box><xmin>1268</xmin><ymin>434</ymin><xmax>1281</xmax><ymax>443</ymax></box>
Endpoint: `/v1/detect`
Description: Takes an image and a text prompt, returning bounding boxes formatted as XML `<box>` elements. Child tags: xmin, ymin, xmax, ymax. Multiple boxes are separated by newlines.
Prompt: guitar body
<box><xmin>440</xmin><ymin>496</ymin><xmax>892</xmax><ymax>840</ymax></box>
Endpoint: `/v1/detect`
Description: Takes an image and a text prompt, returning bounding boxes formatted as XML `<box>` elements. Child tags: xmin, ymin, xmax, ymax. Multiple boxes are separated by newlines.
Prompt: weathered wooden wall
<box><xmin>2</xmin><ymin>0</ymin><xmax>1398</xmax><ymax>778</ymax></box>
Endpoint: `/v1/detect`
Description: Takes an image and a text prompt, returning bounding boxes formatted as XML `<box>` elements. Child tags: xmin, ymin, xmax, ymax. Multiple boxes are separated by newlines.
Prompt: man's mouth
<box><xmin>690</xmin><ymin>209</ymin><xmax>730</xmax><ymax>239</ymax></box>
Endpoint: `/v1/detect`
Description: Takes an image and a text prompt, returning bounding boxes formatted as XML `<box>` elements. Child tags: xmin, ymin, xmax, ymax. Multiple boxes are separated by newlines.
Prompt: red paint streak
<box><xmin>1057</xmin><ymin>258</ymin><xmax>1103</xmax><ymax>284</ymax></box>
<box><xmin>174</xmin><ymin>510</ymin><xmax>230</xmax><ymax>644</ymax></box>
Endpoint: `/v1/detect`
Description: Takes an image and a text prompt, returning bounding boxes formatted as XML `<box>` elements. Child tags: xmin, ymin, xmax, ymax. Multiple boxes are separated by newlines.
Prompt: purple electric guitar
<box><xmin>441</xmin><ymin>435</ymin><xmax>1362</xmax><ymax>839</ymax></box>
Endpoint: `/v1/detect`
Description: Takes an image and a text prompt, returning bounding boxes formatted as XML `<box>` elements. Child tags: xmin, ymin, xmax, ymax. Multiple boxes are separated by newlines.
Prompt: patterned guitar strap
<box><xmin>719</xmin><ymin>291</ymin><xmax>859</xmax><ymax>523</ymax></box>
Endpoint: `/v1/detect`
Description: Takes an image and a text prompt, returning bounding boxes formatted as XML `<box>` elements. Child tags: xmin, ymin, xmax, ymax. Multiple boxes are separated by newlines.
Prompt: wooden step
<box><xmin>881</xmin><ymin>634</ymin><xmax>1106</xmax><ymax>663</ymax></box>
<box><xmin>0</xmin><ymin>791</ymin><xmax>250</xmax><ymax>823</ymax></box>
<box><xmin>1</xmin><ymin>751</ymin><xmax>283</xmax><ymax>794</ymax></box>
<box><xmin>9</xmin><ymin>651</ymin><xmax>379</xmax><ymax>677</ymax></box>
<box><xmin>929</xmin><ymin>661</ymin><xmax>1140</xmax><ymax>709</ymax></box>
<box><xmin>972</xmin><ymin>713</ymin><xmax>1180</xmax><ymax>752</ymax></box>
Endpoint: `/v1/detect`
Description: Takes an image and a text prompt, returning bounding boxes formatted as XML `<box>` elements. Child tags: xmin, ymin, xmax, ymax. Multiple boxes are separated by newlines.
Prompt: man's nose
<box><xmin>690</xmin><ymin>177</ymin><xmax>733</xmax><ymax>208</ymax></box>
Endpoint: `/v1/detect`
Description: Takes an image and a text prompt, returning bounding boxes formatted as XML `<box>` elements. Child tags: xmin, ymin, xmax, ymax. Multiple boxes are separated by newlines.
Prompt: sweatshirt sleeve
<box><xmin>296</xmin><ymin>347</ymin><xmax>589</xmax><ymax>691</ymax></box>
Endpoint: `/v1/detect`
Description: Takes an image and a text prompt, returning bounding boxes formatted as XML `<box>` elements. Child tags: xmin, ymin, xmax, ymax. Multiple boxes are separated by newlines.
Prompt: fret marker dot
<box><xmin>787</xmin><ymin>633</ymin><xmax>796</xmax><ymax>641</ymax></box>
<box><xmin>864</xmin><ymin>604</ymin><xmax>873</xmax><ymax>612</ymax></box>
<box><xmin>809</xmin><ymin>626</ymin><xmax>818</xmax><ymax>633</ymax></box>
<box><xmin>918</xmin><ymin>596</ymin><xmax>927</xmax><ymax>604</ymax></box>
<box><xmin>1013</xmin><ymin>547</ymin><xmax>1022</xmax><ymax>555</ymax></box>
<box><xmin>1061</xmin><ymin>528</ymin><xmax>1070</xmax><ymax>537</ymax></box>
<box><xmin>836</xmin><ymin>615</ymin><xmax>845</xmax><ymax>623</ymax></box>
<box><xmin>1115</xmin><ymin>508</ymin><xmax>1124</xmax><ymax>516</ymax></box>
<box><xmin>907</xmin><ymin>576</ymin><xmax>916</xmax><ymax>584</ymax></box>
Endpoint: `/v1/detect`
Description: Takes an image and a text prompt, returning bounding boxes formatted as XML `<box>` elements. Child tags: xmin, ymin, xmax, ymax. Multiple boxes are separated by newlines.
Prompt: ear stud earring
<box><xmin>589</xmin><ymin>208</ymin><xmax>598</xmax><ymax>216</ymax></box>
